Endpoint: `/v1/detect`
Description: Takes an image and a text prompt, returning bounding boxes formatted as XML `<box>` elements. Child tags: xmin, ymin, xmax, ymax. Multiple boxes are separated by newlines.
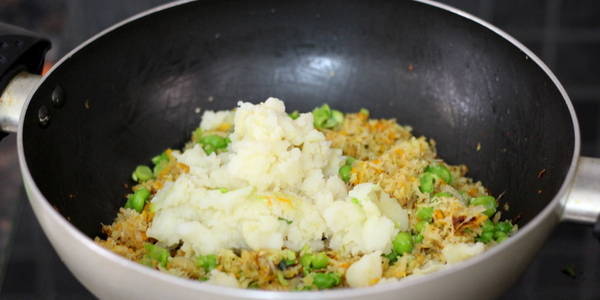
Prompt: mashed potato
<box><xmin>147</xmin><ymin>98</ymin><xmax>406</xmax><ymax>256</ymax></box>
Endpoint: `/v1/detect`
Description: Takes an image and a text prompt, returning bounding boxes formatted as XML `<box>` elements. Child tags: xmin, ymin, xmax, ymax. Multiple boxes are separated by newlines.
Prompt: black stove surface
<box><xmin>1</xmin><ymin>1</ymin><xmax>599</xmax><ymax>299</ymax></box>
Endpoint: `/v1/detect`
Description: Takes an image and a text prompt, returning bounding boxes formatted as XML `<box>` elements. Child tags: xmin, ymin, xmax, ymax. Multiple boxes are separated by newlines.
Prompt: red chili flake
<box><xmin>452</xmin><ymin>216</ymin><xmax>466</xmax><ymax>228</ymax></box>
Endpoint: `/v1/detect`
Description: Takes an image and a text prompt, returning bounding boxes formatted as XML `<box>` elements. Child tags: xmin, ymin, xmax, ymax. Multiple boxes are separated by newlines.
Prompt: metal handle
<box><xmin>562</xmin><ymin>156</ymin><xmax>600</xmax><ymax>226</ymax></box>
<box><xmin>0</xmin><ymin>72</ymin><xmax>42</xmax><ymax>132</ymax></box>
<box><xmin>0</xmin><ymin>22</ymin><xmax>50</xmax><ymax>140</ymax></box>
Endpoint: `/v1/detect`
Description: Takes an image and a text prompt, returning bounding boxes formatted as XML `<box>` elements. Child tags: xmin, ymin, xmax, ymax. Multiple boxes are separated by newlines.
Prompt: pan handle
<box><xmin>0</xmin><ymin>23</ymin><xmax>50</xmax><ymax>140</ymax></box>
<box><xmin>562</xmin><ymin>156</ymin><xmax>600</xmax><ymax>239</ymax></box>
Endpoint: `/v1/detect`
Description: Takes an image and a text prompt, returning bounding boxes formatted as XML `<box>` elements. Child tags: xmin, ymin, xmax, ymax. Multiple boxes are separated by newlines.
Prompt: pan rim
<box><xmin>16</xmin><ymin>0</ymin><xmax>581</xmax><ymax>298</ymax></box>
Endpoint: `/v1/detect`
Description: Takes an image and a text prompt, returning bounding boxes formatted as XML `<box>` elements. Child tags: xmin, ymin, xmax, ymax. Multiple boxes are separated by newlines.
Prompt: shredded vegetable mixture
<box><xmin>95</xmin><ymin>98</ymin><xmax>516</xmax><ymax>290</ymax></box>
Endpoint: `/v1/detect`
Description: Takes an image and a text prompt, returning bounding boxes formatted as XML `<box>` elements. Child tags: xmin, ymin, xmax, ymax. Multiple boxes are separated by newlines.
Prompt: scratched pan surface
<box><xmin>21</xmin><ymin>0</ymin><xmax>573</xmax><ymax>252</ymax></box>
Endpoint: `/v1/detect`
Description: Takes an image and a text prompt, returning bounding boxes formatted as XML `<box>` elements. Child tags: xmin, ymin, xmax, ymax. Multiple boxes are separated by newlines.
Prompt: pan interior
<box><xmin>22</xmin><ymin>0</ymin><xmax>574</xmax><ymax>237</ymax></box>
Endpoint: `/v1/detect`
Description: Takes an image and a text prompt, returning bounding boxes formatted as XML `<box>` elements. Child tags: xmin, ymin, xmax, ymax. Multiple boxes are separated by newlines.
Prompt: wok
<box><xmin>0</xmin><ymin>0</ymin><xmax>598</xmax><ymax>299</ymax></box>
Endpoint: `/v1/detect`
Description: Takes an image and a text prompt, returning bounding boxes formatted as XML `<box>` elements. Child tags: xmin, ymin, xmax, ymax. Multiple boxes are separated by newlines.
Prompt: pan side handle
<box><xmin>0</xmin><ymin>23</ymin><xmax>50</xmax><ymax>139</ymax></box>
<box><xmin>562</xmin><ymin>156</ymin><xmax>600</xmax><ymax>239</ymax></box>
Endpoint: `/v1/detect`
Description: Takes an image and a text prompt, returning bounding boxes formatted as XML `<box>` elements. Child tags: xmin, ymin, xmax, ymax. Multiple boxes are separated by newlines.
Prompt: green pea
<box><xmin>416</xmin><ymin>207</ymin><xmax>434</xmax><ymax>223</ymax></box>
<box><xmin>425</xmin><ymin>164</ymin><xmax>453</xmax><ymax>184</ymax></box>
<box><xmin>312</xmin><ymin>273</ymin><xmax>341</xmax><ymax>289</ymax></box>
<box><xmin>222</xmin><ymin>138</ymin><xmax>232</xmax><ymax>148</ymax></box>
<box><xmin>419</xmin><ymin>172</ymin><xmax>437</xmax><ymax>194</ymax></box>
<box><xmin>151</xmin><ymin>152</ymin><xmax>169</xmax><ymax>165</ymax></box>
<box><xmin>152</xmin><ymin>152</ymin><xmax>170</xmax><ymax>176</ymax></box>
<box><xmin>384</xmin><ymin>250</ymin><xmax>399</xmax><ymax>264</ymax></box>
<box><xmin>311</xmin><ymin>253</ymin><xmax>329</xmax><ymax>269</ymax></box>
<box><xmin>202</xmin><ymin>144</ymin><xmax>216</xmax><ymax>155</ymax></box>
<box><xmin>495</xmin><ymin>231</ymin><xmax>508</xmax><ymax>243</ymax></box>
<box><xmin>132</xmin><ymin>165</ymin><xmax>154</xmax><ymax>182</ymax></box>
<box><xmin>412</xmin><ymin>234</ymin><xmax>424</xmax><ymax>244</ymax></box>
<box><xmin>300</xmin><ymin>254</ymin><xmax>313</xmax><ymax>270</ymax></box>
<box><xmin>140</xmin><ymin>255</ymin><xmax>154</xmax><ymax>267</ymax></box>
<box><xmin>481</xmin><ymin>220</ymin><xmax>495</xmax><ymax>232</ymax></box>
<box><xmin>494</xmin><ymin>231</ymin><xmax>508</xmax><ymax>241</ymax></box>
<box><xmin>151</xmin><ymin>155</ymin><xmax>162</xmax><ymax>165</ymax></box>
<box><xmin>135</xmin><ymin>187</ymin><xmax>151</xmax><ymax>199</ymax></box>
<box><xmin>312</xmin><ymin>104</ymin><xmax>332</xmax><ymax>129</ymax></box>
<box><xmin>129</xmin><ymin>195</ymin><xmax>145</xmax><ymax>213</ymax></box>
<box><xmin>312</xmin><ymin>104</ymin><xmax>344</xmax><ymax>129</ymax></box>
<box><xmin>392</xmin><ymin>232</ymin><xmax>414</xmax><ymax>255</ymax></box>
<box><xmin>289</xmin><ymin>110</ymin><xmax>300</xmax><ymax>120</ymax></box>
<box><xmin>477</xmin><ymin>231</ymin><xmax>494</xmax><ymax>244</ymax></box>
<box><xmin>125</xmin><ymin>188</ymin><xmax>151</xmax><ymax>212</ymax></box>
<box><xmin>200</xmin><ymin>135</ymin><xmax>228</xmax><ymax>148</ymax></box>
<box><xmin>192</xmin><ymin>127</ymin><xmax>203</xmax><ymax>143</ymax></box>
<box><xmin>339</xmin><ymin>165</ymin><xmax>352</xmax><ymax>183</ymax></box>
<box><xmin>153</xmin><ymin>161</ymin><xmax>168</xmax><ymax>176</ymax></box>
<box><xmin>198</xmin><ymin>134</ymin><xmax>231</xmax><ymax>150</ymax></box>
<box><xmin>413</xmin><ymin>220</ymin><xmax>428</xmax><ymax>233</ymax></box>
<box><xmin>197</xmin><ymin>254</ymin><xmax>218</xmax><ymax>272</ymax></box>
<box><xmin>496</xmin><ymin>221</ymin><xmax>513</xmax><ymax>234</ymax></box>
<box><xmin>144</xmin><ymin>243</ymin><xmax>170</xmax><ymax>268</ymax></box>
<box><xmin>359</xmin><ymin>108</ymin><xmax>369</xmax><ymax>117</ymax></box>
<box><xmin>324</xmin><ymin>110</ymin><xmax>343</xmax><ymax>128</ymax></box>
<box><xmin>433</xmin><ymin>192</ymin><xmax>453</xmax><ymax>198</ymax></box>
<box><xmin>124</xmin><ymin>194</ymin><xmax>134</xmax><ymax>210</ymax></box>
<box><xmin>470</xmin><ymin>196</ymin><xmax>498</xmax><ymax>217</ymax></box>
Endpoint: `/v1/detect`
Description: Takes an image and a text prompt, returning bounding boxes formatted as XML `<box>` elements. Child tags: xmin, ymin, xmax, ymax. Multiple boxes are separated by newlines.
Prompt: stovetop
<box><xmin>1</xmin><ymin>1</ymin><xmax>599</xmax><ymax>299</ymax></box>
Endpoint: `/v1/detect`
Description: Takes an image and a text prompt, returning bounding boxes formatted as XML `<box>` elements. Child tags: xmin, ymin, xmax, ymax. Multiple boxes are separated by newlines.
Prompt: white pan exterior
<box><xmin>17</xmin><ymin>1</ymin><xmax>581</xmax><ymax>299</ymax></box>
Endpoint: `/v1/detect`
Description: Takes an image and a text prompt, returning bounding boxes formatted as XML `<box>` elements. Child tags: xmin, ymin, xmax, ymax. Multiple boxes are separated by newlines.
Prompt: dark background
<box><xmin>0</xmin><ymin>0</ymin><xmax>599</xmax><ymax>299</ymax></box>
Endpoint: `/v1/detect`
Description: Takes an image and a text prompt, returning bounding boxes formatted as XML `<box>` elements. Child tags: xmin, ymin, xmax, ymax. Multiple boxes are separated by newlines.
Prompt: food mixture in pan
<box><xmin>96</xmin><ymin>98</ymin><xmax>516</xmax><ymax>290</ymax></box>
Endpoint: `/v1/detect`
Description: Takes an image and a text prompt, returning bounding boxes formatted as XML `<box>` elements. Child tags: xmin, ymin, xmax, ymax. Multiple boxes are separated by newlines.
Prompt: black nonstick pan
<box><xmin>0</xmin><ymin>1</ymin><xmax>597</xmax><ymax>299</ymax></box>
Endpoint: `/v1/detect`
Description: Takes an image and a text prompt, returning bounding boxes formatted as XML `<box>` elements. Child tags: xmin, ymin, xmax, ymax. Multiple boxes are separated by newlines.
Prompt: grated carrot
<box><xmin>276</xmin><ymin>197</ymin><xmax>292</xmax><ymax>205</ymax></box>
<box><xmin>467</xmin><ymin>188</ymin><xmax>478</xmax><ymax>197</ymax></box>
<box><xmin>152</xmin><ymin>181</ymin><xmax>164</xmax><ymax>190</ymax></box>
<box><xmin>177</xmin><ymin>163</ymin><xmax>190</xmax><ymax>173</ymax></box>
<box><xmin>216</xmin><ymin>123</ymin><xmax>232</xmax><ymax>131</ymax></box>
<box><xmin>369</xmin><ymin>278</ymin><xmax>380</xmax><ymax>285</ymax></box>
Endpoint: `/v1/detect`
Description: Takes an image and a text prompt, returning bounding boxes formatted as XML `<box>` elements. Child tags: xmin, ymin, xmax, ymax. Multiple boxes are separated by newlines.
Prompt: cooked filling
<box><xmin>95</xmin><ymin>98</ymin><xmax>515</xmax><ymax>290</ymax></box>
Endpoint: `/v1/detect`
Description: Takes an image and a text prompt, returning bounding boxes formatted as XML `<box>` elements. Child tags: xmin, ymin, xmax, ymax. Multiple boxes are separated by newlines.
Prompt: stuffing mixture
<box><xmin>96</xmin><ymin>98</ymin><xmax>516</xmax><ymax>290</ymax></box>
